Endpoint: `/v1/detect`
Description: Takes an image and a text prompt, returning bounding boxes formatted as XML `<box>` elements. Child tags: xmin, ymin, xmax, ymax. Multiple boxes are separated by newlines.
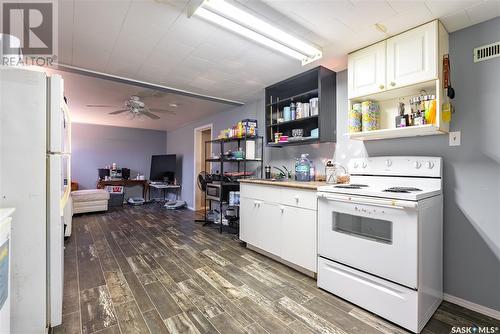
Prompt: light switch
<box><xmin>449</xmin><ymin>131</ymin><xmax>461</xmax><ymax>146</ymax></box>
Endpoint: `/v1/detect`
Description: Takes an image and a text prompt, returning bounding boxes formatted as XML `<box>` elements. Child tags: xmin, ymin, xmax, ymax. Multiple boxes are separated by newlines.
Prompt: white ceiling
<box><xmin>57</xmin><ymin>0</ymin><xmax>500</xmax><ymax>130</ymax></box>
<box><xmin>47</xmin><ymin>69</ymin><xmax>233</xmax><ymax>131</ymax></box>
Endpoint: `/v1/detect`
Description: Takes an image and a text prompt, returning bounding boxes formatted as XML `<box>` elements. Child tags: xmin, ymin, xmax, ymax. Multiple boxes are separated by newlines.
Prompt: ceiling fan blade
<box><xmin>87</xmin><ymin>104</ymin><xmax>119</xmax><ymax>108</ymax></box>
<box><xmin>148</xmin><ymin>108</ymin><xmax>176</xmax><ymax>114</ymax></box>
<box><xmin>108</xmin><ymin>109</ymin><xmax>129</xmax><ymax>115</ymax></box>
<box><xmin>141</xmin><ymin>111</ymin><xmax>161</xmax><ymax>120</ymax></box>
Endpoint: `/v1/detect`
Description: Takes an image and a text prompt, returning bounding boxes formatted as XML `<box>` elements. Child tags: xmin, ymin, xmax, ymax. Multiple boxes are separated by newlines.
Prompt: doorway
<box><xmin>193</xmin><ymin>124</ymin><xmax>212</xmax><ymax>211</ymax></box>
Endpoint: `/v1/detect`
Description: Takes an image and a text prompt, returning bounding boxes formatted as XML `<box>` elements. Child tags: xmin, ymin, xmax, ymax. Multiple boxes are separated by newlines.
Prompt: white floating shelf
<box><xmin>348</xmin><ymin>124</ymin><xmax>445</xmax><ymax>141</ymax></box>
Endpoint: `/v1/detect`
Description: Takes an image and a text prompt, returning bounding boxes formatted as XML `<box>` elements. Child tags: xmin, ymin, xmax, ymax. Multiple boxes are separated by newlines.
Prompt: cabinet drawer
<box><xmin>317</xmin><ymin>257</ymin><xmax>418</xmax><ymax>332</ymax></box>
<box><xmin>280</xmin><ymin>188</ymin><xmax>316</xmax><ymax>210</ymax></box>
<box><xmin>240</xmin><ymin>183</ymin><xmax>281</xmax><ymax>203</ymax></box>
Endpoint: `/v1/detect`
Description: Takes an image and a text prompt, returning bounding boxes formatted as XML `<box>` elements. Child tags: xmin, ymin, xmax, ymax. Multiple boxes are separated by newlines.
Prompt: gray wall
<box><xmin>166</xmin><ymin>17</ymin><xmax>500</xmax><ymax>311</ymax></box>
<box><xmin>72</xmin><ymin>123</ymin><xmax>167</xmax><ymax>198</ymax></box>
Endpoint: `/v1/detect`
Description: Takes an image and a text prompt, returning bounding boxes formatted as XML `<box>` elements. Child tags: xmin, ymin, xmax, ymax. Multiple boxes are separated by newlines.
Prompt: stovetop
<box><xmin>318</xmin><ymin>176</ymin><xmax>442</xmax><ymax>201</ymax></box>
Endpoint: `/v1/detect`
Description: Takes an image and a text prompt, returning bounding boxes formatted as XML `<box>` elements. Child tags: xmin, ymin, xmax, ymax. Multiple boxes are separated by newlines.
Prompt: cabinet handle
<box><xmin>390</xmin><ymin>81</ymin><xmax>396</xmax><ymax>87</ymax></box>
<box><xmin>280</xmin><ymin>206</ymin><xmax>285</xmax><ymax>214</ymax></box>
<box><xmin>295</xmin><ymin>195</ymin><xmax>300</xmax><ymax>203</ymax></box>
<box><xmin>379</xmin><ymin>84</ymin><xmax>385</xmax><ymax>90</ymax></box>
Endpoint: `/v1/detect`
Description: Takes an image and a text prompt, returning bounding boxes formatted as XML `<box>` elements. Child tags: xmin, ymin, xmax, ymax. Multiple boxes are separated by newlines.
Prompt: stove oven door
<box><xmin>317</xmin><ymin>192</ymin><xmax>418</xmax><ymax>289</ymax></box>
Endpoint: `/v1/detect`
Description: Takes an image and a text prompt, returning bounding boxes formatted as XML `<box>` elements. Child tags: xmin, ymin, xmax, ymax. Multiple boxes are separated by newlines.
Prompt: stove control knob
<box><xmin>361</xmin><ymin>161</ymin><xmax>367</xmax><ymax>168</ymax></box>
<box><xmin>385</xmin><ymin>159</ymin><xmax>392</xmax><ymax>167</ymax></box>
<box><xmin>353</xmin><ymin>162</ymin><xmax>359</xmax><ymax>169</ymax></box>
<box><xmin>414</xmin><ymin>161</ymin><xmax>422</xmax><ymax>169</ymax></box>
<box><xmin>425</xmin><ymin>161</ymin><xmax>434</xmax><ymax>169</ymax></box>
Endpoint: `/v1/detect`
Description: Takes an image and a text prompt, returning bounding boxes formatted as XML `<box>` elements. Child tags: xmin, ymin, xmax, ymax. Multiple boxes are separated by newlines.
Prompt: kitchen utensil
<box><xmin>325</xmin><ymin>161</ymin><xmax>348</xmax><ymax>184</ymax></box>
<box><xmin>443</xmin><ymin>54</ymin><xmax>455</xmax><ymax>99</ymax></box>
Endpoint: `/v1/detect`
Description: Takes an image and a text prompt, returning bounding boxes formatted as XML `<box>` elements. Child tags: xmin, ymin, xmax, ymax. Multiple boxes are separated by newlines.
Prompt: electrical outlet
<box><xmin>449</xmin><ymin>131</ymin><xmax>461</xmax><ymax>146</ymax></box>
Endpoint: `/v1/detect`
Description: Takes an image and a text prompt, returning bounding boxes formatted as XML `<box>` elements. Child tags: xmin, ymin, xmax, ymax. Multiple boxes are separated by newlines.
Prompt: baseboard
<box><xmin>444</xmin><ymin>293</ymin><xmax>500</xmax><ymax>320</ymax></box>
<box><xmin>187</xmin><ymin>206</ymin><xmax>195</xmax><ymax>211</ymax></box>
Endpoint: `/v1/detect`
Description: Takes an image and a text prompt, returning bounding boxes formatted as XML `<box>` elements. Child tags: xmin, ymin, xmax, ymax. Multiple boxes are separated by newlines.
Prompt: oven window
<box><xmin>332</xmin><ymin>212</ymin><xmax>392</xmax><ymax>244</ymax></box>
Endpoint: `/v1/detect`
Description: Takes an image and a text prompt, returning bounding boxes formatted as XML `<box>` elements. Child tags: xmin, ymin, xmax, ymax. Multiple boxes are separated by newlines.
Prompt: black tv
<box><xmin>150</xmin><ymin>154</ymin><xmax>176</xmax><ymax>182</ymax></box>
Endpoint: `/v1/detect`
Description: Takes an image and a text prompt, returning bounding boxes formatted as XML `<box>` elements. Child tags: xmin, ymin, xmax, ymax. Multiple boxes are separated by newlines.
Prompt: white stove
<box><xmin>319</xmin><ymin>156</ymin><xmax>442</xmax><ymax>201</ymax></box>
<box><xmin>317</xmin><ymin>156</ymin><xmax>443</xmax><ymax>333</ymax></box>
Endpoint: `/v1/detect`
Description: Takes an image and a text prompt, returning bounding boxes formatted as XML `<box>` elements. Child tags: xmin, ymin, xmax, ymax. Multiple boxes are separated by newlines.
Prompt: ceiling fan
<box><xmin>86</xmin><ymin>95</ymin><xmax>176</xmax><ymax>120</ymax></box>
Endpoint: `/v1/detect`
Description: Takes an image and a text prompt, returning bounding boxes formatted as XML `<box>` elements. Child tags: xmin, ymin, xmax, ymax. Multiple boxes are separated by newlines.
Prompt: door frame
<box><xmin>193</xmin><ymin>124</ymin><xmax>213</xmax><ymax>211</ymax></box>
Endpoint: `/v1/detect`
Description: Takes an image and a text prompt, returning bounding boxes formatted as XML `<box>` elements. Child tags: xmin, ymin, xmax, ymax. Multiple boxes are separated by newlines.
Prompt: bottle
<box><xmin>290</xmin><ymin>102</ymin><xmax>296</xmax><ymax>120</ymax></box>
<box><xmin>295</xmin><ymin>154</ymin><xmax>311</xmax><ymax>182</ymax></box>
<box><xmin>309</xmin><ymin>162</ymin><xmax>315</xmax><ymax>181</ymax></box>
<box><xmin>395</xmin><ymin>100</ymin><xmax>408</xmax><ymax>128</ymax></box>
<box><xmin>265</xmin><ymin>165</ymin><xmax>271</xmax><ymax>179</ymax></box>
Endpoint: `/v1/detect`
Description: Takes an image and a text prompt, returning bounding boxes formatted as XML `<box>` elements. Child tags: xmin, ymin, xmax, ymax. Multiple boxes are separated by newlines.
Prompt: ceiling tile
<box><xmin>440</xmin><ymin>10</ymin><xmax>472</xmax><ymax>32</ymax></box>
<box><xmin>465</xmin><ymin>0</ymin><xmax>500</xmax><ymax>25</ymax></box>
<box><xmin>382</xmin><ymin>2</ymin><xmax>435</xmax><ymax>36</ymax></box>
<box><xmin>425</xmin><ymin>0</ymin><xmax>482</xmax><ymax>17</ymax></box>
<box><xmin>387</xmin><ymin>0</ymin><xmax>427</xmax><ymax>13</ymax></box>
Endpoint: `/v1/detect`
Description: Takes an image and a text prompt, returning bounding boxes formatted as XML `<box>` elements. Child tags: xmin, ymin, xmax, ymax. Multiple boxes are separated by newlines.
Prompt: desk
<box><xmin>96</xmin><ymin>179</ymin><xmax>149</xmax><ymax>199</ymax></box>
<box><xmin>148</xmin><ymin>184</ymin><xmax>181</xmax><ymax>202</ymax></box>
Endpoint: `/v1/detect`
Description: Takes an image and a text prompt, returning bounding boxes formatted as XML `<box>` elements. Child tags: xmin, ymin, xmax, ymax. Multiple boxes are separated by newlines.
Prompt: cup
<box><xmin>283</xmin><ymin>107</ymin><xmax>291</xmax><ymax>121</ymax></box>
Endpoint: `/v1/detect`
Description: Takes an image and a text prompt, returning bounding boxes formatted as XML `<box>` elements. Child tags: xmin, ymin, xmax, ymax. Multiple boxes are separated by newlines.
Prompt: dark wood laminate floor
<box><xmin>54</xmin><ymin>204</ymin><xmax>500</xmax><ymax>334</ymax></box>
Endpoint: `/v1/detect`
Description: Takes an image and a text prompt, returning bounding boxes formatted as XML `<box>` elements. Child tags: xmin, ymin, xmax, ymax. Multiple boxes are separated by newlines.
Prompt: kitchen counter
<box><xmin>239</xmin><ymin>179</ymin><xmax>326</xmax><ymax>190</ymax></box>
<box><xmin>0</xmin><ymin>208</ymin><xmax>15</xmax><ymax>222</ymax></box>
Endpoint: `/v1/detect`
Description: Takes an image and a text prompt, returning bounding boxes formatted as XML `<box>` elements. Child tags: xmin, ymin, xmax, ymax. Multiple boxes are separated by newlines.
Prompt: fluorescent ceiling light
<box><xmin>193</xmin><ymin>0</ymin><xmax>322</xmax><ymax>65</ymax></box>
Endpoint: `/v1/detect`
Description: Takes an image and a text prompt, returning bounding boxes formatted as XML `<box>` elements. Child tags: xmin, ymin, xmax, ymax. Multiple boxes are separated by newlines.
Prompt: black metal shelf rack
<box><xmin>196</xmin><ymin>135</ymin><xmax>264</xmax><ymax>234</ymax></box>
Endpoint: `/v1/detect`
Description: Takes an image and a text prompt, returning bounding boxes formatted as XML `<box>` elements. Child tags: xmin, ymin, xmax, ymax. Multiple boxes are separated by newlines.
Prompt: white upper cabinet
<box><xmin>348</xmin><ymin>21</ymin><xmax>441</xmax><ymax>99</ymax></box>
<box><xmin>348</xmin><ymin>41</ymin><xmax>386</xmax><ymax>98</ymax></box>
<box><xmin>386</xmin><ymin>21</ymin><xmax>438</xmax><ymax>89</ymax></box>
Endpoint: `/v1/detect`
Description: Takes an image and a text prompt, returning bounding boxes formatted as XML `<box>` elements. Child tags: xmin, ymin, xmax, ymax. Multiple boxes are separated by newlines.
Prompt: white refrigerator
<box><xmin>0</xmin><ymin>66</ymin><xmax>71</xmax><ymax>333</ymax></box>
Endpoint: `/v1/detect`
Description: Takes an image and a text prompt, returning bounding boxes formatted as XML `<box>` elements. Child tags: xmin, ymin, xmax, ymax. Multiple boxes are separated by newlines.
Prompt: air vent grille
<box><xmin>473</xmin><ymin>42</ymin><xmax>500</xmax><ymax>63</ymax></box>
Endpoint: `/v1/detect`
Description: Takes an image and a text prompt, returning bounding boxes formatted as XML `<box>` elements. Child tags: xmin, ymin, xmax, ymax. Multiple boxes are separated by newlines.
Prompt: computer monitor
<box><xmin>150</xmin><ymin>154</ymin><xmax>176</xmax><ymax>182</ymax></box>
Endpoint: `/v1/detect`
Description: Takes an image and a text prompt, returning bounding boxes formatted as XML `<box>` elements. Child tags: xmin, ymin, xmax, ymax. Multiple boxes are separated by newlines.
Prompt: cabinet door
<box><xmin>386</xmin><ymin>21</ymin><xmax>437</xmax><ymax>89</ymax></box>
<box><xmin>240</xmin><ymin>198</ymin><xmax>281</xmax><ymax>256</ymax></box>
<box><xmin>348</xmin><ymin>41</ymin><xmax>386</xmax><ymax>98</ymax></box>
<box><xmin>257</xmin><ymin>202</ymin><xmax>282</xmax><ymax>256</ymax></box>
<box><xmin>240</xmin><ymin>197</ymin><xmax>259</xmax><ymax>245</ymax></box>
<box><xmin>280</xmin><ymin>206</ymin><xmax>317</xmax><ymax>272</ymax></box>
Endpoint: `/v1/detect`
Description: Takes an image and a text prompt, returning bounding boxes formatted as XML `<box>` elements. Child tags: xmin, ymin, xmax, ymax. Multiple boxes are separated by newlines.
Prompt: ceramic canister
<box><xmin>361</xmin><ymin>101</ymin><xmax>380</xmax><ymax>131</ymax></box>
<box><xmin>349</xmin><ymin>103</ymin><xmax>362</xmax><ymax>132</ymax></box>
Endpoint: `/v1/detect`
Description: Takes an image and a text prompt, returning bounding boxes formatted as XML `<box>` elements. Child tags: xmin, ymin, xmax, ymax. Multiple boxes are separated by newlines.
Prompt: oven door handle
<box><xmin>317</xmin><ymin>193</ymin><xmax>417</xmax><ymax>210</ymax></box>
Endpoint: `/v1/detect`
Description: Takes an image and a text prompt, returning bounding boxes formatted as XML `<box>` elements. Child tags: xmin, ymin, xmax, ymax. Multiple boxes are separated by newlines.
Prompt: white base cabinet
<box><xmin>240</xmin><ymin>183</ymin><xmax>317</xmax><ymax>273</ymax></box>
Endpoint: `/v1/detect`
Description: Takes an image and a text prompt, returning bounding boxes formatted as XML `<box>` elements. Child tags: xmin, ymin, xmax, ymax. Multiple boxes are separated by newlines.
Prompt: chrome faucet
<box><xmin>273</xmin><ymin>165</ymin><xmax>292</xmax><ymax>179</ymax></box>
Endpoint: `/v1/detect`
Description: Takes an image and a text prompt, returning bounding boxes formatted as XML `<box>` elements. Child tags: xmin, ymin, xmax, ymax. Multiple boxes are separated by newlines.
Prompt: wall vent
<box><xmin>473</xmin><ymin>42</ymin><xmax>500</xmax><ymax>63</ymax></box>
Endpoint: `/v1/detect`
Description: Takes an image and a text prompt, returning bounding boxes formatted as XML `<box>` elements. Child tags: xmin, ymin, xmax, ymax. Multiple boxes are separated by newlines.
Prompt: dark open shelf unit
<box><xmin>265</xmin><ymin>66</ymin><xmax>337</xmax><ymax>147</ymax></box>
<box><xmin>196</xmin><ymin>136</ymin><xmax>264</xmax><ymax>234</ymax></box>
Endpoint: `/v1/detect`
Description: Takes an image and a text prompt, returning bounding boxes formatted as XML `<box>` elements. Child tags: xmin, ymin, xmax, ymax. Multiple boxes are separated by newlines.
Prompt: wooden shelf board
<box><xmin>268</xmin><ymin>115</ymin><xmax>319</xmax><ymax>127</ymax></box>
<box><xmin>349</xmin><ymin>79</ymin><xmax>438</xmax><ymax>102</ymax></box>
<box><xmin>348</xmin><ymin>124</ymin><xmax>445</xmax><ymax>141</ymax></box>
<box><xmin>267</xmin><ymin>138</ymin><xmax>319</xmax><ymax>147</ymax></box>
<box><xmin>266</xmin><ymin>89</ymin><xmax>318</xmax><ymax>107</ymax></box>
